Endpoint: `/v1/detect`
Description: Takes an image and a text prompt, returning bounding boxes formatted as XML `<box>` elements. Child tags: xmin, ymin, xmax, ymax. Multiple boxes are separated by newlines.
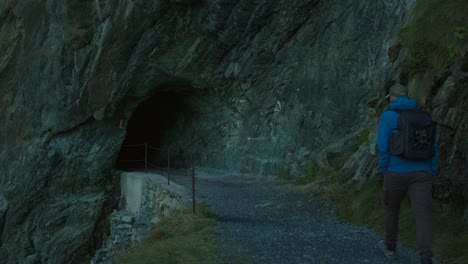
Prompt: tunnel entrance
<box><xmin>116</xmin><ymin>91</ymin><xmax>193</xmax><ymax>171</ymax></box>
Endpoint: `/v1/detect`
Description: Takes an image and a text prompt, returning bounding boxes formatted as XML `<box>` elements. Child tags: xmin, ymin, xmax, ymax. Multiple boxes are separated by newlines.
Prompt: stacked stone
<box><xmin>91</xmin><ymin>211</ymin><xmax>137</xmax><ymax>264</ymax></box>
<box><xmin>142</xmin><ymin>179</ymin><xmax>185</xmax><ymax>217</ymax></box>
<box><xmin>91</xmin><ymin>178</ymin><xmax>187</xmax><ymax>264</ymax></box>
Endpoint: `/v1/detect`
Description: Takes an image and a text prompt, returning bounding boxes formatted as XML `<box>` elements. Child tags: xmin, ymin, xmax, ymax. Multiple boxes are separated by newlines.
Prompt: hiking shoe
<box><xmin>379</xmin><ymin>240</ymin><xmax>397</xmax><ymax>260</ymax></box>
<box><xmin>420</xmin><ymin>258</ymin><xmax>433</xmax><ymax>264</ymax></box>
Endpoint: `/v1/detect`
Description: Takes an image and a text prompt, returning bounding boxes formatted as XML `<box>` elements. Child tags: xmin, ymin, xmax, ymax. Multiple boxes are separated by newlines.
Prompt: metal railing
<box><xmin>117</xmin><ymin>143</ymin><xmax>197</xmax><ymax>212</ymax></box>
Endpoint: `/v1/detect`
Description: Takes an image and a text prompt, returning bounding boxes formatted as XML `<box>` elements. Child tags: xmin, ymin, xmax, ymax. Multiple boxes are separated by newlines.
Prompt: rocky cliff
<box><xmin>0</xmin><ymin>0</ymin><xmax>466</xmax><ymax>263</ymax></box>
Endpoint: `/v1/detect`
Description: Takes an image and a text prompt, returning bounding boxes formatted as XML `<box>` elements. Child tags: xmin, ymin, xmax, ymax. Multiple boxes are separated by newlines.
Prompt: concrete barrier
<box><xmin>120</xmin><ymin>172</ymin><xmax>190</xmax><ymax>214</ymax></box>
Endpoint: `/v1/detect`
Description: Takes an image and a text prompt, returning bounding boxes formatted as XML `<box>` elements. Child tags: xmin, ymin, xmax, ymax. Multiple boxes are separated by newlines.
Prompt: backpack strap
<box><xmin>386</xmin><ymin>109</ymin><xmax>403</xmax><ymax>130</ymax></box>
<box><xmin>387</xmin><ymin>109</ymin><xmax>402</xmax><ymax>114</ymax></box>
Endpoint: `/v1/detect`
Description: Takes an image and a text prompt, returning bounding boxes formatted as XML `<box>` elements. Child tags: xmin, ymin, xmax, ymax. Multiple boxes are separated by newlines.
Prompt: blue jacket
<box><xmin>377</xmin><ymin>96</ymin><xmax>439</xmax><ymax>176</ymax></box>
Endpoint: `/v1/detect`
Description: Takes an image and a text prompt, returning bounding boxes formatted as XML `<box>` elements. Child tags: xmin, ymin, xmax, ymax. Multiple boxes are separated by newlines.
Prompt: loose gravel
<box><xmin>152</xmin><ymin>167</ymin><xmax>442</xmax><ymax>264</ymax></box>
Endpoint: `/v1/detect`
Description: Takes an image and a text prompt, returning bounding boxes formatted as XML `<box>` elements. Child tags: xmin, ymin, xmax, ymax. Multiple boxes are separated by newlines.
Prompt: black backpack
<box><xmin>388</xmin><ymin>109</ymin><xmax>436</xmax><ymax>160</ymax></box>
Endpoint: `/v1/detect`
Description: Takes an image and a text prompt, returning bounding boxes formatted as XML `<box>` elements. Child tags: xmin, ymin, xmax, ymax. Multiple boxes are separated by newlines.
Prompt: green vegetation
<box><xmin>329</xmin><ymin>128</ymin><xmax>372</xmax><ymax>169</ymax></box>
<box><xmin>276</xmin><ymin>168</ymin><xmax>294</xmax><ymax>181</ymax></box>
<box><xmin>351</xmin><ymin>128</ymin><xmax>372</xmax><ymax>153</ymax></box>
<box><xmin>302</xmin><ymin>170</ymin><xmax>468</xmax><ymax>264</ymax></box>
<box><xmin>398</xmin><ymin>0</ymin><xmax>468</xmax><ymax>103</ymax></box>
<box><xmin>399</xmin><ymin>0</ymin><xmax>468</xmax><ymax>74</ymax></box>
<box><xmin>118</xmin><ymin>206</ymin><xmax>219</xmax><ymax>264</ymax></box>
<box><xmin>276</xmin><ymin>160</ymin><xmax>334</xmax><ymax>185</ymax></box>
<box><xmin>295</xmin><ymin>160</ymin><xmax>337</xmax><ymax>186</ymax></box>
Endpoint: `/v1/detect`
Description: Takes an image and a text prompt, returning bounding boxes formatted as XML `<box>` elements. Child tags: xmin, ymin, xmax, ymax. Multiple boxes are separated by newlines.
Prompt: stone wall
<box><xmin>92</xmin><ymin>172</ymin><xmax>190</xmax><ymax>264</ymax></box>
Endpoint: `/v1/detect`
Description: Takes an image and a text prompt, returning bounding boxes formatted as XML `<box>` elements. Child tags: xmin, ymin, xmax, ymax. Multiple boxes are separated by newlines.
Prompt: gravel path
<box><xmin>152</xmin><ymin>167</ymin><xmax>440</xmax><ymax>264</ymax></box>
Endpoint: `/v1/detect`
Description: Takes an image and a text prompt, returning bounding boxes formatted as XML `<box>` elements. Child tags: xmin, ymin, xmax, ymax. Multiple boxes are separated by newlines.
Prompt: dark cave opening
<box><xmin>116</xmin><ymin>90</ymin><xmax>192</xmax><ymax>171</ymax></box>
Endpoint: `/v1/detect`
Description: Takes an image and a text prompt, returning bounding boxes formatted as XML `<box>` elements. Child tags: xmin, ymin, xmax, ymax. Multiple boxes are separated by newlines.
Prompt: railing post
<box><xmin>144</xmin><ymin>143</ymin><xmax>148</xmax><ymax>173</ymax></box>
<box><xmin>192</xmin><ymin>154</ymin><xmax>196</xmax><ymax>213</ymax></box>
<box><xmin>167</xmin><ymin>149</ymin><xmax>170</xmax><ymax>185</ymax></box>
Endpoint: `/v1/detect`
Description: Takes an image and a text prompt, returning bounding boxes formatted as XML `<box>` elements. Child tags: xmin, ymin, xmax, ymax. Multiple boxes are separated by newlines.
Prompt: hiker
<box><xmin>376</xmin><ymin>84</ymin><xmax>439</xmax><ymax>264</ymax></box>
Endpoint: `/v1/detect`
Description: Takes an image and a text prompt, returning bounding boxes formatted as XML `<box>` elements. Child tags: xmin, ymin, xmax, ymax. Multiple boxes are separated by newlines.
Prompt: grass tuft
<box><xmin>295</xmin><ymin>160</ymin><xmax>333</xmax><ymax>185</ymax></box>
<box><xmin>276</xmin><ymin>169</ymin><xmax>294</xmax><ymax>181</ymax></box>
<box><xmin>117</xmin><ymin>207</ymin><xmax>219</xmax><ymax>264</ymax></box>
<box><xmin>399</xmin><ymin>0</ymin><xmax>468</xmax><ymax>75</ymax></box>
<box><xmin>304</xmin><ymin>171</ymin><xmax>468</xmax><ymax>264</ymax></box>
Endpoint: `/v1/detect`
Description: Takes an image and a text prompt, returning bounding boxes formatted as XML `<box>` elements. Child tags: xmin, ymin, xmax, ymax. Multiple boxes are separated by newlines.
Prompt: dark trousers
<box><xmin>383</xmin><ymin>170</ymin><xmax>433</xmax><ymax>259</ymax></box>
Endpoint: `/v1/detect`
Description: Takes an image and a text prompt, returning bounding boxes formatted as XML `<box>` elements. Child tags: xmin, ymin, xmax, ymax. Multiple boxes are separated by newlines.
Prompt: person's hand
<box><xmin>377</xmin><ymin>171</ymin><xmax>385</xmax><ymax>177</ymax></box>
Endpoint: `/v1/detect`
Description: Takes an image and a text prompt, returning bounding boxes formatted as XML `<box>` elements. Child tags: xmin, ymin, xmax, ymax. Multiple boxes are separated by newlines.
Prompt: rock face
<box><xmin>0</xmin><ymin>0</ymin><xmax>466</xmax><ymax>263</ymax></box>
<box><xmin>0</xmin><ymin>195</ymin><xmax>8</xmax><ymax>238</ymax></box>
<box><xmin>430</xmin><ymin>59</ymin><xmax>468</xmax><ymax>216</ymax></box>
